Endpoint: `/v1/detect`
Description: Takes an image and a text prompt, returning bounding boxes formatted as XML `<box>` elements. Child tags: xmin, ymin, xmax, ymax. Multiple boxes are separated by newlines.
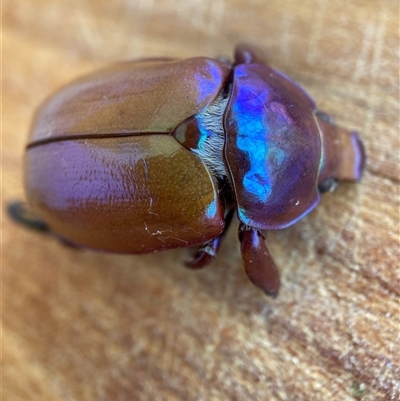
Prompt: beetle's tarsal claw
<box><xmin>185</xmin><ymin>251</ymin><xmax>215</xmax><ymax>270</ymax></box>
<box><xmin>7</xmin><ymin>201</ymin><xmax>49</xmax><ymax>232</ymax></box>
<box><xmin>185</xmin><ymin>233</ymin><xmax>224</xmax><ymax>269</ymax></box>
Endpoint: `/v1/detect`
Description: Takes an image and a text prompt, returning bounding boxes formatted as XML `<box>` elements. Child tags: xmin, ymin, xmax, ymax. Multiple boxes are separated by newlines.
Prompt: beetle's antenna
<box><xmin>7</xmin><ymin>201</ymin><xmax>49</xmax><ymax>232</ymax></box>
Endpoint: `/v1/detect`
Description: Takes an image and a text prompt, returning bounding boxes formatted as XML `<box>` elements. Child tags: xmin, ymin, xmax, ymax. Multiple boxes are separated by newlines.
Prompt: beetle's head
<box><xmin>316</xmin><ymin>114</ymin><xmax>366</xmax><ymax>187</ymax></box>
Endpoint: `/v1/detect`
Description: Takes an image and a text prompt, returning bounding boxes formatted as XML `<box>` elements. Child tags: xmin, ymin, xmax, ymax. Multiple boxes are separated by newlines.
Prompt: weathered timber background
<box><xmin>3</xmin><ymin>0</ymin><xmax>399</xmax><ymax>400</ymax></box>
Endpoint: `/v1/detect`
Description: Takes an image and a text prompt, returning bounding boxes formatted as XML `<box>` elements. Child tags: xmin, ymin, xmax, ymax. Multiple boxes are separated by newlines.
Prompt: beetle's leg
<box><xmin>8</xmin><ymin>201</ymin><xmax>82</xmax><ymax>249</ymax></box>
<box><xmin>215</xmin><ymin>55</ymin><xmax>232</xmax><ymax>69</ymax></box>
<box><xmin>315</xmin><ymin>110</ymin><xmax>335</xmax><ymax>124</ymax></box>
<box><xmin>318</xmin><ymin>177</ymin><xmax>338</xmax><ymax>194</ymax></box>
<box><xmin>315</xmin><ymin>110</ymin><xmax>366</xmax><ymax>186</ymax></box>
<box><xmin>7</xmin><ymin>201</ymin><xmax>49</xmax><ymax>232</ymax></box>
<box><xmin>186</xmin><ymin>208</ymin><xmax>235</xmax><ymax>269</ymax></box>
<box><xmin>238</xmin><ymin>223</ymin><xmax>280</xmax><ymax>298</ymax></box>
<box><xmin>55</xmin><ymin>235</ymin><xmax>82</xmax><ymax>249</ymax></box>
<box><xmin>234</xmin><ymin>44</ymin><xmax>269</xmax><ymax>66</ymax></box>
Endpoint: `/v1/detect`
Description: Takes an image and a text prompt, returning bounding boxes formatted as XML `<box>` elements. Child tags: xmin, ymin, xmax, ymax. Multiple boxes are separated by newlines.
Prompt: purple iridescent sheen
<box><xmin>194</xmin><ymin>61</ymin><xmax>227</xmax><ymax>104</ymax></box>
<box><xmin>22</xmin><ymin>46</ymin><xmax>366</xmax><ymax>297</ymax></box>
<box><xmin>28</xmin><ymin>58</ymin><xmax>230</xmax><ymax>144</ymax></box>
<box><xmin>224</xmin><ymin>64</ymin><xmax>322</xmax><ymax>230</ymax></box>
<box><xmin>25</xmin><ymin>135</ymin><xmax>225</xmax><ymax>253</ymax></box>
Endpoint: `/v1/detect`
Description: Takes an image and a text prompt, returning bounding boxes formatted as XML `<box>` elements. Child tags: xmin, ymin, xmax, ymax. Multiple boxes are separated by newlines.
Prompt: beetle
<box><xmin>11</xmin><ymin>44</ymin><xmax>365</xmax><ymax>297</ymax></box>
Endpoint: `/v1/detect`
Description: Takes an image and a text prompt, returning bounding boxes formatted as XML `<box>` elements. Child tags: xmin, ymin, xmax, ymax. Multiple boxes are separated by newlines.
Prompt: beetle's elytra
<box><xmin>18</xmin><ymin>45</ymin><xmax>365</xmax><ymax>297</ymax></box>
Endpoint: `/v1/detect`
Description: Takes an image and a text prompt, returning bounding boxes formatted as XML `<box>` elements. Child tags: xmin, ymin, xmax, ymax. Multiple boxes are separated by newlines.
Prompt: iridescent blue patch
<box><xmin>194</xmin><ymin>62</ymin><xmax>224</xmax><ymax>104</ymax></box>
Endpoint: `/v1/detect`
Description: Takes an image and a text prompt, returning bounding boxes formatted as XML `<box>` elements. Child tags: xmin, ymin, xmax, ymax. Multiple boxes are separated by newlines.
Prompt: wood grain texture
<box><xmin>3</xmin><ymin>0</ymin><xmax>399</xmax><ymax>400</ymax></box>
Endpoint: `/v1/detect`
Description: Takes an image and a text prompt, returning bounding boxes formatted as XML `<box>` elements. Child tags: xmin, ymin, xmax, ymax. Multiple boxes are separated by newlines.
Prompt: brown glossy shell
<box><xmin>25</xmin><ymin>58</ymin><xmax>230</xmax><ymax>252</ymax></box>
<box><xmin>25</xmin><ymin>136</ymin><xmax>225</xmax><ymax>252</ymax></box>
<box><xmin>28</xmin><ymin>57</ymin><xmax>231</xmax><ymax>143</ymax></box>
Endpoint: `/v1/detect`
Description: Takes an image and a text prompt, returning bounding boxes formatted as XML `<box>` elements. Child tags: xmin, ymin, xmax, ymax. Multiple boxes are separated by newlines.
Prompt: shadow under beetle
<box><xmin>12</xmin><ymin>45</ymin><xmax>365</xmax><ymax>297</ymax></box>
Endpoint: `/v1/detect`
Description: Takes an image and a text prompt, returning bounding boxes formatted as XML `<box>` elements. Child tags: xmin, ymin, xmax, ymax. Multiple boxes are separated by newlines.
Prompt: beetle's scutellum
<box><xmin>15</xmin><ymin>45</ymin><xmax>365</xmax><ymax>297</ymax></box>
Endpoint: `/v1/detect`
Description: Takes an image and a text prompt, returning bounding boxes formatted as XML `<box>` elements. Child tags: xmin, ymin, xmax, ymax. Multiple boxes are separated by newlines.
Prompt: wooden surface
<box><xmin>3</xmin><ymin>1</ymin><xmax>399</xmax><ymax>400</ymax></box>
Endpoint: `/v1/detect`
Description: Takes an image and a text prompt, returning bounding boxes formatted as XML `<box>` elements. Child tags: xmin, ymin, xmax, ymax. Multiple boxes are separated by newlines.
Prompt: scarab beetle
<box><xmin>13</xmin><ymin>45</ymin><xmax>365</xmax><ymax>297</ymax></box>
